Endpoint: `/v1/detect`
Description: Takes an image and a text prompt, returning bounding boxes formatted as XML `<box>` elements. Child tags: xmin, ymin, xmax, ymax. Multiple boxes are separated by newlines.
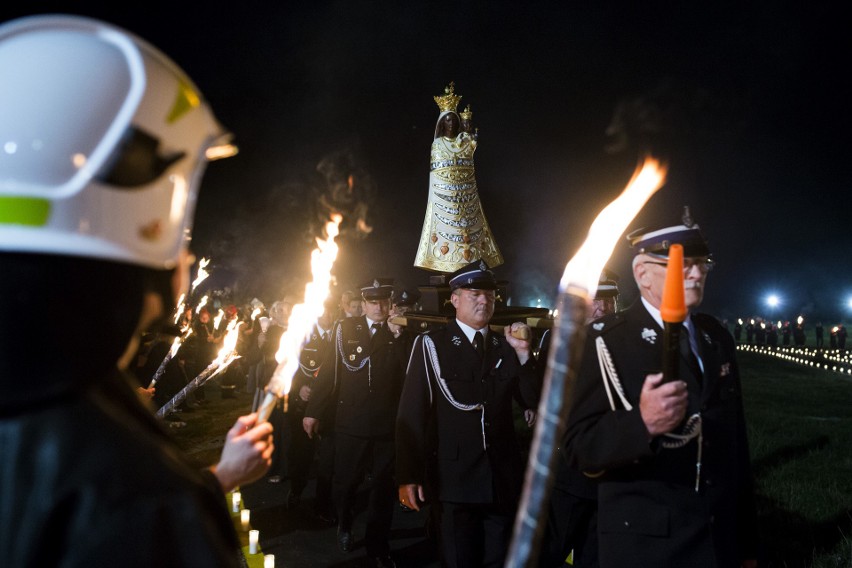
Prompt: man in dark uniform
<box><xmin>565</xmin><ymin>210</ymin><xmax>759</xmax><ymax>568</ymax></box>
<box><xmin>539</xmin><ymin>270</ymin><xmax>620</xmax><ymax>568</ymax></box>
<box><xmin>303</xmin><ymin>278</ymin><xmax>411</xmax><ymax>568</ymax></box>
<box><xmin>396</xmin><ymin>260</ymin><xmax>540</xmax><ymax>568</ymax></box>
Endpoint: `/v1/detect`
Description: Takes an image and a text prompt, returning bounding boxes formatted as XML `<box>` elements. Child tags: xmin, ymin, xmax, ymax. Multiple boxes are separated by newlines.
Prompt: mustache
<box><xmin>685</xmin><ymin>281</ymin><xmax>702</xmax><ymax>290</ymax></box>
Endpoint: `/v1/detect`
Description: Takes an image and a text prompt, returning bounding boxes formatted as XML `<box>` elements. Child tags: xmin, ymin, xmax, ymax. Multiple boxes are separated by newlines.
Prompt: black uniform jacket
<box><xmin>565</xmin><ymin>301</ymin><xmax>759</xmax><ymax>567</ymax></box>
<box><xmin>0</xmin><ymin>370</ymin><xmax>240</xmax><ymax>567</ymax></box>
<box><xmin>396</xmin><ymin>320</ymin><xmax>540</xmax><ymax>504</ymax></box>
<box><xmin>305</xmin><ymin>316</ymin><xmax>411</xmax><ymax>439</ymax></box>
<box><xmin>289</xmin><ymin>324</ymin><xmax>332</xmax><ymax>419</ymax></box>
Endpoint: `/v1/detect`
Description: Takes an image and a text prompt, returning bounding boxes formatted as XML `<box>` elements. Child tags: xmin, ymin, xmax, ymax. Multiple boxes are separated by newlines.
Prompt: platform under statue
<box><xmin>414</xmin><ymin>82</ymin><xmax>503</xmax><ymax>273</ymax></box>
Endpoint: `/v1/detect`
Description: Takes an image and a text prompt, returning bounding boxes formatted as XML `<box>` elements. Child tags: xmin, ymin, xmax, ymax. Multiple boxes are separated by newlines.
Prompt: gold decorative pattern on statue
<box><xmin>460</xmin><ymin>104</ymin><xmax>472</xmax><ymax>121</ymax></box>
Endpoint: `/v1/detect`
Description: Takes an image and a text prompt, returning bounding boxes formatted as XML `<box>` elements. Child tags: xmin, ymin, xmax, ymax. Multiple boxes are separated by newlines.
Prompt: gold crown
<box><xmin>460</xmin><ymin>105</ymin><xmax>472</xmax><ymax>120</ymax></box>
<box><xmin>434</xmin><ymin>82</ymin><xmax>462</xmax><ymax>113</ymax></box>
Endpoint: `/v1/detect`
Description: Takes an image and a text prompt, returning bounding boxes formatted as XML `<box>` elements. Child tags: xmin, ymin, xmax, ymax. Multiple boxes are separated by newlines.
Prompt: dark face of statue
<box><xmin>461</xmin><ymin>118</ymin><xmax>472</xmax><ymax>133</ymax></box>
<box><xmin>440</xmin><ymin>113</ymin><xmax>459</xmax><ymax>138</ymax></box>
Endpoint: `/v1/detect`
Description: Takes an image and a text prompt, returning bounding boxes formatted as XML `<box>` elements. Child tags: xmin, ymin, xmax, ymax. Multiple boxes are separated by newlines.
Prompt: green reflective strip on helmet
<box><xmin>0</xmin><ymin>197</ymin><xmax>51</xmax><ymax>226</ymax></box>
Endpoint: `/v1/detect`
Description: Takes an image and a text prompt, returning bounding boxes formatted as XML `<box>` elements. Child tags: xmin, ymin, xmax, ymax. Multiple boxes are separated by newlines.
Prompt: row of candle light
<box><xmin>737</xmin><ymin>344</ymin><xmax>852</xmax><ymax>376</ymax></box>
<box><xmin>232</xmin><ymin>491</ymin><xmax>275</xmax><ymax>567</ymax></box>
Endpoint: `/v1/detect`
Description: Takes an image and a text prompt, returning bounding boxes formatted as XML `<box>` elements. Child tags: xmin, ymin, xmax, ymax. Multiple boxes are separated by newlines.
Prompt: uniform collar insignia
<box><xmin>491</xmin><ymin>335</ymin><xmax>499</xmax><ymax>346</ymax></box>
<box><xmin>641</xmin><ymin>328</ymin><xmax>657</xmax><ymax>344</ymax></box>
<box><xmin>451</xmin><ymin>335</ymin><xmax>462</xmax><ymax>346</ymax></box>
<box><xmin>593</xmin><ymin>322</ymin><xmax>605</xmax><ymax>331</ymax></box>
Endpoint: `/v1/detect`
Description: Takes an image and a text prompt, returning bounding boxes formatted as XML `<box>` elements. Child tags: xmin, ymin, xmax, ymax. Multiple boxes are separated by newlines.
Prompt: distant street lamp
<box><xmin>766</xmin><ymin>294</ymin><xmax>780</xmax><ymax>309</ymax></box>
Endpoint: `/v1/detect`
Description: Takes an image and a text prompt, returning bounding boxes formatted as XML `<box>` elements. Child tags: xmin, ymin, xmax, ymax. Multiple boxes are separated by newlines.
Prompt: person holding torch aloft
<box><xmin>564</xmin><ymin>208</ymin><xmax>759</xmax><ymax>568</ymax></box>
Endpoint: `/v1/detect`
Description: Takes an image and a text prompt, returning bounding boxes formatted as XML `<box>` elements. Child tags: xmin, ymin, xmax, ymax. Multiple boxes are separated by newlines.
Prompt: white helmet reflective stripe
<box><xmin>0</xmin><ymin>15</ymin><xmax>232</xmax><ymax>269</ymax></box>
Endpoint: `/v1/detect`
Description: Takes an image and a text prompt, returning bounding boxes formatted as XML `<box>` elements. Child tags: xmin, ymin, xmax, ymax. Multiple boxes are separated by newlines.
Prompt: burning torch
<box><xmin>506</xmin><ymin>158</ymin><xmax>667</xmax><ymax>567</ymax></box>
<box><xmin>156</xmin><ymin>319</ymin><xmax>242</xmax><ymax>418</ymax></box>
<box><xmin>256</xmin><ymin>215</ymin><xmax>343</xmax><ymax>422</ymax></box>
<box><xmin>661</xmin><ymin>244</ymin><xmax>687</xmax><ymax>382</ymax></box>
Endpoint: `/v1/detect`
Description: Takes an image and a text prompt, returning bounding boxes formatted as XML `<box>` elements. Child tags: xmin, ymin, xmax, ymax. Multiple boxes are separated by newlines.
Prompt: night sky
<box><xmin>5</xmin><ymin>2</ymin><xmax>852</xmax><ymax>324</ymax></box>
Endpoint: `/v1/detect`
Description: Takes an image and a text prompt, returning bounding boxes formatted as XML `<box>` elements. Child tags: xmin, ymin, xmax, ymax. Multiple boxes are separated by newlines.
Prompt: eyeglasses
<box><xmin>642</xmin><ymin>258</ymin><xmax>715</xmax><ymax>274</ymax></box>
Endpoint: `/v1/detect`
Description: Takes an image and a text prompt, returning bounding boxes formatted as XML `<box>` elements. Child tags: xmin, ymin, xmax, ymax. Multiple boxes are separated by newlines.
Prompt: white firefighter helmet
<box><xmin>0</xmin><ymin>15</ymin><xmax>236</xmax><ymax>269</ymax></box>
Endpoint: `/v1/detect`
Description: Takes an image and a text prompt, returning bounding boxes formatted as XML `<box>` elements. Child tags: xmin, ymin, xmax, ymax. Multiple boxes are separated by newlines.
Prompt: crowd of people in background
<box><xmin>730</xmin><ymin>317</ymin><xmax>847</xmax><ymax>349</ymax></box>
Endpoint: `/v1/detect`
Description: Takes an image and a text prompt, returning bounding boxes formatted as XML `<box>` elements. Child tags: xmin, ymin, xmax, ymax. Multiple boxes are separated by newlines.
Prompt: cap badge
<box><xmin>682</xmin><ymin>205</ymin><xmax>695</xmax><ymax>228</ymax></box>
<box><xmin>373</xmin><ymin>279</ymin><xmax>380</xmax><ymax>288</ymax></box>
<box><xmin>478</xmin><ymin>260</ymin><xmax>487</xmax><ymax>271</ymax></box>
<box><xmin>641</xmin><ymin>328</ymin><xmax>657</xmax><ymax>344</ymax></box>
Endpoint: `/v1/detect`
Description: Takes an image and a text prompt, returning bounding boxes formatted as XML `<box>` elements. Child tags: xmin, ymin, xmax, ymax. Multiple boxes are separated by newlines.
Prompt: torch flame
<box><xmin>195</xmin><ymin>294</ymin><xmax>209</xmax><ymax>314</ymax></box>
<box><xmin>191</xmin><ymin>257</ymin><xmax>211</xmax><ymax>292</ymax></box>
<box><xmin>797</xmin><ymin>315</ymin><xmax>804</xmax><ymax>325</ymax></box>
<box><xmin>214</xmin><ymin>319</ymin><xmax>242</xmax><ymax>365</ymax></box>
<box><xmin>259</xmin><ymin>215</ymin><xmax>343</xmax><ymax>419</ymax></box>
<box><xmin>251</xmin><ymin>307</ymin><xmax>262</xmax><ymax>321</ymax></box>
<box><xmin>167</xmin><ymin>335</ymin><xmax>182</xmax><ymax>359</ymax></box>
<box><xmin>560</xmin><ymin>157</ymin><xmax>667</xmax><ymax>295</ymax></box>
<box><xmin>173</xmin><ymin>293</ymin><xmax>186</xmax><ymax>325</ymax></box>
<box><xmin>213</xmin><ymin>308</ymin><xmax>225</xmax><ymax>330</ymax></box>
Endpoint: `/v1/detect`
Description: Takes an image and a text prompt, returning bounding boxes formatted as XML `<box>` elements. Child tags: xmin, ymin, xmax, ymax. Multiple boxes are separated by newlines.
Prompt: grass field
<box><xmin>738</xmin><ymin>349</ymin><xmax>852</xmax><ymax>567</ymax></box>
<box><xmin>167</xmin><ymin>351</ymin><xmax>852</xmax><ymax>567</ymax></box>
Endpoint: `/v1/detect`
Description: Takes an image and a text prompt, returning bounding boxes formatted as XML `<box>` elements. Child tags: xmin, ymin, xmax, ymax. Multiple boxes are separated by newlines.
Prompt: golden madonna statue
<box><xmin>413</xmin><ymin>82</ymin><xmax>503</xmax><ymax>272</ymax></box>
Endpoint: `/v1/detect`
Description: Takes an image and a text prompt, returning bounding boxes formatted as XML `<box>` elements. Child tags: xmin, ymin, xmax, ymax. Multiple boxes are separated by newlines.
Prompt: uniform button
<box><xmin>623</xmin><ymin>521</ymin><xmax>630</xmax><ymax>528</ymax></box>
<box><xmin>484</xmin><ymin>421</ymin><xmax>490</xmax><ymax>427</ymax></box>
<box><xmin>705</xmin><ymin>478</ymin><xmax>714</xmax><ymax>486</ymax></box>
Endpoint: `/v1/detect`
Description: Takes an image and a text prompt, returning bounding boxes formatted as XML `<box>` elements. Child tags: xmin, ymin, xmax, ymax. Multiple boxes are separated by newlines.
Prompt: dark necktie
<box><xmin>472</xmin><ymin>331</ymin><xmax>484</xmax><ymax>359</ymax></box>
<box><xmin>680</xmin><ymin>326</ymin><xmax>702</xmax><ymax>379</ymax></box>
<box><xmin>371</xmin><ymin>322</ymin><xmax>381</xmax><ymax>336</ymax></box>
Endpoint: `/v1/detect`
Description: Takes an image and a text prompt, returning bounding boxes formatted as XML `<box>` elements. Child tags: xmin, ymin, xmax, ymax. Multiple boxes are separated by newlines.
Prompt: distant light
<box><xmin>766</xmin><ymin>294</ymin><xmax>780</xmax><ymax>308</ymax></box>
<box><xmin>847</xmin><ymin>297</ymin><xmax>852</xmax><ymax>309</ymax></box>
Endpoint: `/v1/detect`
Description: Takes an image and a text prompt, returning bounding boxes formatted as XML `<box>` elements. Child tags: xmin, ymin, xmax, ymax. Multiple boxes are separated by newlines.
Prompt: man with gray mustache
<box><xmin>565</xmin><ymin>208</ymin><xmax>760</xmax><ymax>567</ymax></box>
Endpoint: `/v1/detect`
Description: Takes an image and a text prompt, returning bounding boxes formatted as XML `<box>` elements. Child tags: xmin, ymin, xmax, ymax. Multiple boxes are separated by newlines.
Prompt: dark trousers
<box><xmin>438</xmin><ymin>501</ymin><xmax>515</xmax><ymax>568</ymax></box>
<box><xmin>267</xmin><ymin>404</ymin><xmax>289</xmax><ymax>478</ymax></box>
<box><xmin>540</xmin><ymin>488</ymin><xmax>598</xmax><ymax>567</ymax></box>
<box><xmin>285</xmin><ymin>411</ymin><xmax>314</xmax><ymax>494</ymax></box>
<box><xmin>314</xmin><ymin>430</ymin><xmax>335</xmax><ymax>515</ymax></box>
<box><xmin>333</xmin><ymin>432</ymin><xmax>395</xmax><ymax>556</ymax></box>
